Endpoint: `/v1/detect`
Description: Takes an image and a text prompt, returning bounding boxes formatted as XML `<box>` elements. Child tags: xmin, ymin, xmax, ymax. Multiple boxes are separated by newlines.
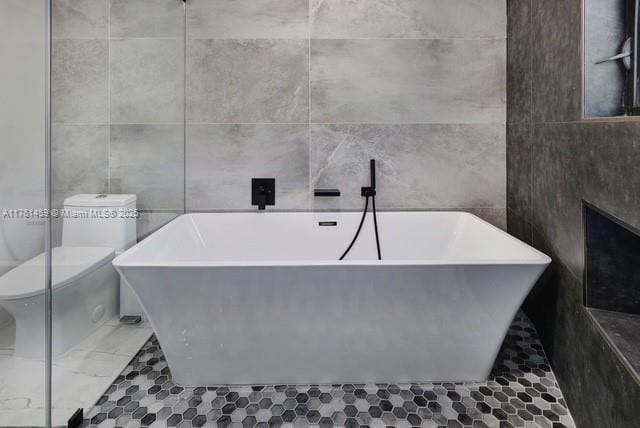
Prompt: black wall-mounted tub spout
<box><xmin>251</xmin><ymin>178</ymin><xmax>275</xmax><ymax>210</ymax></box>
<box><xmin>314</xmin><ymin>189</ymin><xmax>341</xmax><ymax>197</ymax></box>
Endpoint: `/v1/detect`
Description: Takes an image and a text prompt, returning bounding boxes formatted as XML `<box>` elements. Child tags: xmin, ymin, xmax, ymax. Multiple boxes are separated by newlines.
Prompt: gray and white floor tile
<box><xmin>83</xmin><ymin>312</ymin><xmax>575</xmax><ymax>428</ymax></box>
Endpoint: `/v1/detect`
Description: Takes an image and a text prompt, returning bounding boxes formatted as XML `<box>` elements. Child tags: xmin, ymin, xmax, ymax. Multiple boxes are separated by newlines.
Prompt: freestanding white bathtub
<box><xmin>113</xmin><ymin>211</ymin><xmax>550</xmax><ymax>386</ymax></box>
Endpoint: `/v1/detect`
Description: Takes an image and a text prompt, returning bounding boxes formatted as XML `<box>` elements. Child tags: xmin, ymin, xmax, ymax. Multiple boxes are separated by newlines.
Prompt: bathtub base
<box><xmin>115</xmin><ymin>212</ymin><xmax>550</xmax><ymax>386</ymax></box>
<box><xmin>122</xmin><ymin>263</ymin><xmax>544</xmax><ymax>386</ymax></box>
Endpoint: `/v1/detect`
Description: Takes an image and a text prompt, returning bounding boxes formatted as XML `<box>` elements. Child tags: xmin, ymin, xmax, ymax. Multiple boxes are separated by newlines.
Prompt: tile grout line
<box><xmin>183</xmin><ymin>0</ymin><xmax>187</xmax><ymax>214</ymax></box>
<box><xmin>61</xmin><ymin>122</ymin><xmax>508</xmax><ymax>126</ymax></box>
<box><xmin>53</xmin><ymin>37</ymin><xmax>182</xmax><ymax>40</ymax></box>
<box><xmin>184</xmin><ymin>122</ymin><xmax>507</xmax><ymax>126</ymax></box>
<box><xmin>308</xmin><ymin>0</ymin><xmax>312</xmax><ymax>209</ymax></box>
<box><xmin>528</xmin><ymin>0</ymin><xmax>534</xmax><ymax>239</ymax></box>
<box><xmin>183</xmin><ymin>37</ymin><xmax>507</xmax><ymax>41</ymax></box>
<box><xmin>107</xmin><ymin>0</ymin><xmax>111</xmax><ymax>194</ymax></box>
<box><xmin>176</xmin><ymin>207</ymin><xmax>507</xmax><ymax>213</ymax></box>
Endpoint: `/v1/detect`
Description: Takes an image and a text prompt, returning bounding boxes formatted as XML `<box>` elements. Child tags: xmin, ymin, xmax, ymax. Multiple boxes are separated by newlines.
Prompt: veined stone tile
<box><xmin>72</xmin><ymin>324</ymin><xmax>153</xmax><ymax>357</ymax></box>
<box><xmin>110</xmin><ymin>0</ymin><xmax>184</xmax><ymax>38</ymax></box>
<box><xmin>187</xmin><ymin>39</ymin><xmax>308</xmax><ymax>123</ymax></box>
<box><xmin>310</xmin><ymin>39</ymin><xmax>506</xmax><ymax>124</ymax></box>
<box><xmin>50</xmin><ymin>123</ymin><xmax>102</xmax><ymax>244</ymax></box>
<box><xmin>186</xmin><ymin>124</ymin><xmax>309</xmax><ymax>210</ymax></box>
<box><xmin>109</xmin><ymin>125</ymin><xmax>184</xmax><ymax>211</ymax></box>
<box><xmin>53</xmin><ymin>350</ymin><xmax>132</xmax><ymax>383</ymax></box>
<box><xmin>52</xmin><ymin>0</ymin><xmax>108</xmax><ymax>38</ymax></box>
<box><xmin>110</xmin><ymin>38</ymin><xmax>184</xmax><ymax>124</ymax></box>
<box><xmin>311</xmin><ymin>0</ymin><xmax>506</xmax><ymax>39</ymax></box>
<box><xmin>187</xmin><ymin>0</ymin><xmax>308</xmax><ymax>39</ymax></box>
<box><xmin>51</xmin><ymin>124</ymin><xmax>108</xmax><ymax>210</ymax></box>
<box><xmin>310</xmin><ymin>124</ymin><xmax>506</xmax><ymax>210</ymax></box>
<box><xmin>52</xmin><ymin>39</ymin><xmax>108</xmax><ymax>123</ymax></box>
<box><xmin>0</xmin><ymin>320</ymin><xmax>152</xmax><ymax>427</ymax></box>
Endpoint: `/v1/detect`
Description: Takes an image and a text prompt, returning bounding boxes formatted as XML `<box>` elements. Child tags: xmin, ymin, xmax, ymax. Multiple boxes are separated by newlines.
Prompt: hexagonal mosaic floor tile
<box><xmin>83</xmin><ymin>311</ymin><xmax>575</xmax><ymax>427</ymax></box>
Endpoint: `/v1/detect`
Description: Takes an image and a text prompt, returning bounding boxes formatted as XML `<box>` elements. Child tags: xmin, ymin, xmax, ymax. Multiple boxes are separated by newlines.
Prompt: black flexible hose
<box><xmin>371</xmin><ymin>195</ymin><xmax>381</xmax><ymax>260</ymax></box>
<box><xmin>339</xmin><ymin>196</ymin><xmax>369</xmax><ymax>260</ymax></box>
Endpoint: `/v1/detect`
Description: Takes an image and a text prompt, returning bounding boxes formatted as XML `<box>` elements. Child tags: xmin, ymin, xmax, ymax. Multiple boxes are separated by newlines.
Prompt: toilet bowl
<box><xmin>0</xmin><ymin>194</ymin><xmax>137</xmax><ymax>358</ymax></box>
<box><xmin>0</xmin><ymin>247</ymin><xmax>118</xmax><ymax>358</ymax></box>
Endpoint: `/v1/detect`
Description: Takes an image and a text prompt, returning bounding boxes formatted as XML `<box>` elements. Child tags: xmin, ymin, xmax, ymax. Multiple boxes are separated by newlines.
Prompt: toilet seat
<box><xmin>0</xmin><ymin>247</ymin><xmax>114</xmax><ymax>300</ymax></box>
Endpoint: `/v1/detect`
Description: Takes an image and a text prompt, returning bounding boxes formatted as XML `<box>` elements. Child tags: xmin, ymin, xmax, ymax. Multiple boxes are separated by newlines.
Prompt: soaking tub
<box><xmin>113</xmin><ymin>211</ymin><xmax>550</xmax><ymax>386</ymax></box>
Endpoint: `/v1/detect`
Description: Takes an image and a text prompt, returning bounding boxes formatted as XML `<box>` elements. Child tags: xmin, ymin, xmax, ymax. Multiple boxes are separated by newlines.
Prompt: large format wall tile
<box><xmin>506</xmin><ymin>121</ymin><xmax>533</xmax><ymax>244</ymax></box>
<box><xmin>465</xmin><ymin>208</ymin><xmax>507</xmax><ymax>230</ymax></box>
<box><xmin>310</xmin><ymin>39</ymin><xmax>506</xmax><ymax>124</ymax></box>
<box><xmin>109</xmin><ymin>125</ymin><xmax>184</xmax><ymax>211</ymax></box>
<box><xmin>187</xmin><ymin>39</ymin><xmax>308</xmax><ymax>123</ymax></box>
<box><xmin>186</xmin><ymin>124</ymin><xmax>309</xmax><ymax>210</ymax></box>
<box><xmin>527</xmin><ymin>231</ymin><xmax>640</xmax><ymax>428</ymax></box>
<box><xmin>110</xmin><ymin>0</ymin><xmax>184</xmax><ymax>38</ymax></box>
<box><xmin>110</xmin><ymin>38</ymin><xmax>184</xmax><ymax>124</ymax></box>
<box><xmin>311</xmin><ymin>0</ymin><xmax>505</xmax><ymax>39</ymax></box>
<box><xmin>310</xmin><ymin>124</ymin><xmax>506</xmax><ymax>210</ymax></box>
<box><xmin>508</xmin><ymin>1</ymin><xmax>640</xmax><ymax>424</ymax></box>
<box><xmin>52</xmin><ymin>39</ymin><xmax>108</xmax><ymax>123</ymax></box>
<box><xmin>52</xmin><ymin>0</ymin><xmax>108</xmax><ymax>38</ymax></box>
<box><xmin>531</xmin><ymin>121</ymin><xmax>640</xmax><ymax>280</ymax></box>
<box><xmin>507</xmin><ymin>0</ymin><xmax>532</xmax><ymax>124</ymax></box>
<box><xmin>51</xmin><ymin>124</ymin><xmax>108</xmax><ymax>209</ymax></box>
<box><xmin>187</xmin><ymin>0</ymin><xmax>308</xmax><ymax>39</ymax></box>
<box><xmin>530</xmin><ymin>122</ymin><xmax>590</xmax><ymax>279</ymax></box>
<box><xmin>136</xmin><ymin>212</ymin><xmax>180</xmax><ymax>240</ymax></box>
<box><xmin>507</xmin><ymin>123</ymin><xmax>531</xmax><ymax>221</ymax></box>
<box><xmin>507</xmin><ymin>214</ymin><xmax>532</xmax><ymax>244</ymax></box>
<box><xmin>531</xmin><ymin>0</ymin><xmax>582</xmax><ymax>122</ymax></box>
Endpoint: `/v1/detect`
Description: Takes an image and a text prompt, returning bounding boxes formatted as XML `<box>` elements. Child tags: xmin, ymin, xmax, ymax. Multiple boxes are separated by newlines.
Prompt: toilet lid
<box><xmin>0</xmin><ymin>247</ymin><xmax>114</xmax><ymax>300</ymax></box>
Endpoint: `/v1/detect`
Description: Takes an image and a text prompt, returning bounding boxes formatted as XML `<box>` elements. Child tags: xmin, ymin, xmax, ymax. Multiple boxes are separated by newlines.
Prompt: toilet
<box><xmin>0</xmin><ymin>194</ymin><xmax>136</xmax><ymax>358</ymax></box>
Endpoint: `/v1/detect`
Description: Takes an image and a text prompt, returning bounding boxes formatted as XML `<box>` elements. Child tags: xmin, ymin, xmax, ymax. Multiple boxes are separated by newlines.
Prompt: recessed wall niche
<box><xmin>584</xmin><ymin>201</ymin><xmax>640</xmax><ymax>377</ymax></box>
<box><xmin>584</xmin><ymin>0</ymin><xmax>627</xmax><ymax>117</ymax></box>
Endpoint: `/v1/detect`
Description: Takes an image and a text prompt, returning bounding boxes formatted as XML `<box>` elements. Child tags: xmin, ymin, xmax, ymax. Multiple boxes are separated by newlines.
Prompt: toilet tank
<box><xmin>62</xmin><ymin>194</ymin><xmax>137</xmax><ymax>252</ymax></box>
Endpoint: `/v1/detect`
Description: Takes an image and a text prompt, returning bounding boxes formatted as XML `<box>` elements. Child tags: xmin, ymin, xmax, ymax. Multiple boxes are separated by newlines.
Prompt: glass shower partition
<box><xmin>50</xmin><ymin>0</ymin><xmax>185</xmax><ymax>425</ymax></box>
<box><xmin>0</xmin><ymin>0</ymin><xmax>49</xmax><ymax>427</ymax></box>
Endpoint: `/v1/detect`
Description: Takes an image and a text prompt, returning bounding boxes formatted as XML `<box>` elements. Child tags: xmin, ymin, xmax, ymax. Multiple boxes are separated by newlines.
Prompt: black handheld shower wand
<box><xmin>360</xmin><ymin>159</ymin><xmax>376</xmax><ymax>196</ymax></box>
<box><xmin>370</xmin><ymin>160</ymin><xmax>381</xmax><ymax>260</ymax></box>
<box><xmin>340</xmin><ymin>159</ymin><xmax>382</xmax><ymax>260</ymax></box>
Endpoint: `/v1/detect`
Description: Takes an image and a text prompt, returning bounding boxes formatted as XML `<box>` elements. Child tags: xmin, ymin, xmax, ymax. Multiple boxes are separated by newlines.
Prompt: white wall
<box><xmin>0</xmin><ymin>0</ymin><xmax>46</xmax><ymax>324</ymax></box>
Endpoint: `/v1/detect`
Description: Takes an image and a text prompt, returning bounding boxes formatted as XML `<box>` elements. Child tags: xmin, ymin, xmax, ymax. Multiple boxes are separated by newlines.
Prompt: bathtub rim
<box><xmin>113</xmin><ymin>211</ymin><xmax>551</xmax><ymax>268</ymax></box>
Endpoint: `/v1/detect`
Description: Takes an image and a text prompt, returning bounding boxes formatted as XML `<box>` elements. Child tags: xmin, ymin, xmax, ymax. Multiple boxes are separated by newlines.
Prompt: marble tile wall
<box><xmin>310</xmin><ymin>124</ymin><xmax>505</xmax><ymax>210</ymax></box>
<box><xmin>185</xmin><ymin>0</ymin><xmax>507</xmax><ymax>225</ymax></box>
<box><xmin>186</xmin><ymin>124</ymin><xmax>309</xmax><ymax>210</ymax></box>
<box><xmin>51</xmin><ymin>0</ymin><xmax>184</xmax><ymax>243</ymax></box>
<box><xmin>507</xmin><ymin>0</ymin><xmax>640</xmax><ymax>426</ymax></box>
<box><xmin>52</xmin><ymin>0</ymin><xmax>507</xmax><ymax>235</ymax></box>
